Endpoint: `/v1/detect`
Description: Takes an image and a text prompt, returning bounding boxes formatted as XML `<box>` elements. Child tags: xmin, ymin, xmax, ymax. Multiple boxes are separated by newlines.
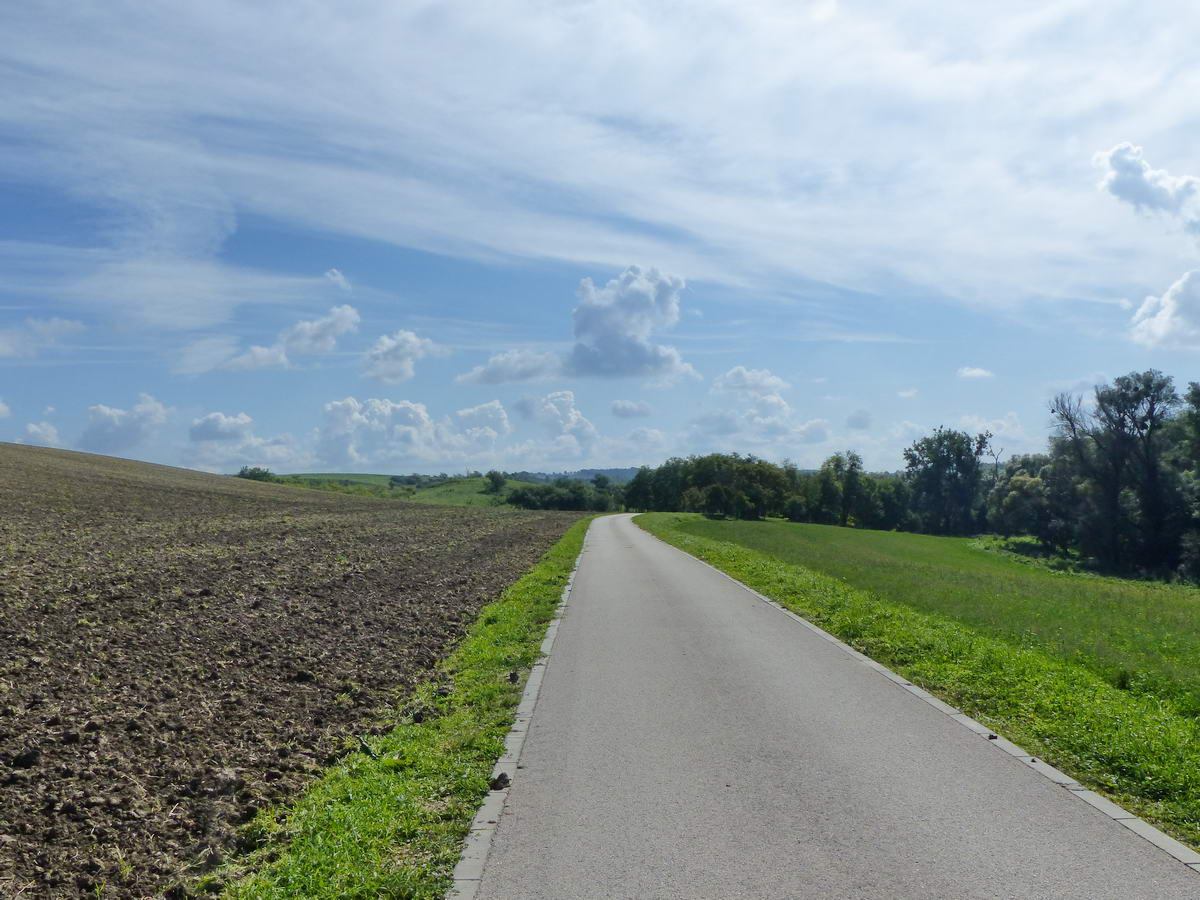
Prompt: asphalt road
<box><xmin>474</xmin><ymin>514</ymin><xmax>1199</xmax><ymax>899</ymax></box>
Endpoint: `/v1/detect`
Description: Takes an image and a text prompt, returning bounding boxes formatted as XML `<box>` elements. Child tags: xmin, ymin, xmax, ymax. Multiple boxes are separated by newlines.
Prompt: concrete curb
<box><xmin>446</xmin><ymin>522</ymin><xmax>592</xmax><ymax>899</ymax></box>
<box><xmin>638</xmin><ymin>518</ymin><xmax>1200</xmax><ymax>875</ymax></box>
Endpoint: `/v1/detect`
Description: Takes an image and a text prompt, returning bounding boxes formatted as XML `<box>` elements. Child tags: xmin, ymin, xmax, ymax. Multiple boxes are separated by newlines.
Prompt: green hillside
<box><xmin>405</xmin><ymin>476</ymin><xmax>541</xmax><ymax>508</ymax></box>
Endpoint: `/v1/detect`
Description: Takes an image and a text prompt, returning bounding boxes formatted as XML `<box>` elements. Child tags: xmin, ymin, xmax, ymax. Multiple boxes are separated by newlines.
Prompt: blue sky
<box><xmin>2</xmin><ymin>1</ymin><xmax>1198</xmax><ymax>474</ymax></box>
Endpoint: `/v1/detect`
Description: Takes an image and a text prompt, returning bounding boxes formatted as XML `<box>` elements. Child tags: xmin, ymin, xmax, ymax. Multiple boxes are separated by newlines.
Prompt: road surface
<box><xmin>473</xmin><ymin>514</ymin><xmax>1198</xmax><ymax>899</ymax></box>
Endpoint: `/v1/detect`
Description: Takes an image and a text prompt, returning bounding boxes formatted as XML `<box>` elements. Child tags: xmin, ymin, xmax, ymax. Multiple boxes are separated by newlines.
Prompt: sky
<box><xmin>2</xmin><ymin>0</ymin><xmax>1199</xmax><ymax>475</ymax></box>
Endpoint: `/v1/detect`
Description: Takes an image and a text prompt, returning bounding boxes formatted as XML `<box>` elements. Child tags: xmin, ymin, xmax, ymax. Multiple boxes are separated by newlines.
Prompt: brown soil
<box><xmin>0</xmin><ymin>444</ymin><xmax>580</xmax><ymax>898</ymax></box>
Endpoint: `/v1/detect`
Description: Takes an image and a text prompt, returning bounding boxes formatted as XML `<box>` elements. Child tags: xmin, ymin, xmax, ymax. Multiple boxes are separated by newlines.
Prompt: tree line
<box><xmin>620</xmin><ymin>370</ymin><xmax>1200</xmax><ymax>580</ymax></box>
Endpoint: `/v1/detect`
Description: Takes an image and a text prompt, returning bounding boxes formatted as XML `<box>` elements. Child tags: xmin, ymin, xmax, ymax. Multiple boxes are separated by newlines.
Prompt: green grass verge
<box><xmin>216</xmin><ymin>516</ymin><xmax>593</xmax><ymax>899</ymax></box>
<box><xmin>636</xmin><ymin>513</ymin><xmax>1200</xmax><ymax>851</ymax></box>
<box><xmin>662</xmin><ymin>516</ymin><xmax>1200</xmax><ymax>715</ymax></box>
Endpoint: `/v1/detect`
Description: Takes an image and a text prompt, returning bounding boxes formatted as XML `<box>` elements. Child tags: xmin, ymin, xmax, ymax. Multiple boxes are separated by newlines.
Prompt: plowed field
<box><xmin>0</xmin><ymin>444</ymin><xmax>580</xmax><ymax>898</ymax></box>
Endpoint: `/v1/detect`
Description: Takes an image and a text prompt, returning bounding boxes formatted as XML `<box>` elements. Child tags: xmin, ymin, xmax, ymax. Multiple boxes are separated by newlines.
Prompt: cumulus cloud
<box><xmin>0</xmin><ymin>398</ymin><xmax>8</xmax><ymax>418</ymax></box>
<box><xmin>78</xmin><ymin>393</ymin><xmax>169</xmax><ymax>453</ymax></box>
<box><xmin>186</xmin><ymin>410</ymin><xmax>309</xmax><ymax>471</ymax></box>
<box><xmin>845</xmin><ymin>409</ymin><xmax>872</xmax><ymax>430</ymax></box>
<box><xmin>712</xmin><ymin>366</ymin><xmax>789</xmax><ymax>395</ymax></box>
<box><xmin>23</xmin><ymin>421</ymin><xmax>61</xmax><ymax>447</ymax></box>
<box><xmin>316</xmin><ymin>396</ymin><xmax>513</xmax><ymax>466</ymax></box>
<box><xmin>898</xmin><ymin>388</ymin><xmax>917</xmax><ymax>398</ymax></box>
<box><xmin>362</xmin><ymin>329</ymin><xmax>438</xmax><ymax>383</ymax></box>
<box><xmin>957</xmin><ymin>366</ymin><xmax>994</xmax><ymax>378</ymax></box>
<box><xmin>611</xmin><ymin>399</ymin><xmax>651</xmax><ymax>418</ymax></box>
<box><xmin>189</xmin><ymin>411</ymin><xmax>254</xmax><ymax>442</ymax></box>
<box><xmin>455</xmin><ymin>399</ymin><xmax>512</xmax><ymax>442</ymax></box>
<box><xmin>0</xmin><ymin>317</ymin><xmax>84</xmax><ymax>358</ymax></box>
<box><xmin>566</xmin><ymin>266</ymin><xmax>695</xmax><ymax>381</ymax></box>
<box><xmin>1132</xmin><ymin>269</ymin><xmax>1200</xmax><ymax>349</ymax></box>
<box><xmin>456</xmin><ymin>266</ymin><xmax>695</xmax><ymax>384</ymax></box>
<box><xmin>515</xmin><ymin>390</ymin><xmax>599</xmax><ymax>456</ymax></box>
<box><xmin>219</xmin><ymin>305</ymin><xmax>361</xmax><ymax>372</ymax></box>
<box><xmin>281</xmin><ymin>304</ymin><xmax>361</xmax><ymax>354</ymax></box>
<box><xmin>1095</xmin><ymin>143</ymin><xmax>1200</xmax><ymax>230</ymax></box>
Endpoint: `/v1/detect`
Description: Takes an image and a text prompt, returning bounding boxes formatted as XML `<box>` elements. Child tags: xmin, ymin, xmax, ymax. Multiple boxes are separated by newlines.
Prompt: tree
<box><xmin>624</xmin><ymin>467</ymin><xmax>654</xmax><ymax>511</ymax></box>
<box><xmin>903</xmin><ymin>428</ymin><xmax>991</xmax><ymax>535</ymax></box>
<box><xmin>1051</xmin><ymin>371</ymin><xmax>1181</xmax><ymax>570</ymax></box>
<box><xmin>484</xmin><ymin>470</ymin><xmax>506</xmax><ymax>493</ymax></box>
<box><xmin>236</xmin><ymin>466</ymin><xmax>274</xmax><ymax>481</ymax></box>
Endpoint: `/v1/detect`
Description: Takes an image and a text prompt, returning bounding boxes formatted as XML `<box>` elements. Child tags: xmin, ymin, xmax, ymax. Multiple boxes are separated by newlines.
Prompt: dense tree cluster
<box><xmin>625</xmin><ymin>370</ymin><xmax>1200</xmax><ymax>580</ymax></box>
<box><xmin>507</xmin><ymin>475</ymin><xmax>622</xmax><ymax>512</ymax></box>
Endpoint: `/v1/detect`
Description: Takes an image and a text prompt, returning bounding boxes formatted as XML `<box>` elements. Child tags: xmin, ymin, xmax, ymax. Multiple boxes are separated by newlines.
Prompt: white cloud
<box><xmin>78</xmin><ymin>393</ymin><xmax>169</xmax><ymax>454</ymax></box>
<box><xmin>1095</xmin><ymin>143</ymin><xmax>1200</xmax><ymax>230</ymax></box>
<box><xmin>316</xmin><ymin>395</ymin><xmax>512</xmax><ymax>466</ymax></box>
<box><xmin>23</xmin><ymin>421</ymin><xmax>61</xmax><ymax>447</ymax></box>
<box><xmin>189</xmin><ymin>411</ymin><xmax>254</xmax><ymax>442</ymax></box>
<box><xmin>185</xmin><ymin>410</ymin><xmax>310</xmax><ymax>471</ymax></box>
<box><xmin>1132</xmin><ymin>269</ymin><xmax>1200</xmax><ymax>349</ymax></box>
<box><xmin>611</xmin><ymin>399</ymin><xmax>651</xmax><ymax>418</ymax></box>
<box><xmin>713</xmin><ymin>366</ymin><xmax>790</xmax><ymax>396</ymax></box>
<box><xmin>226</xmin><ymin>304</ymin><xmax>361</xmax><ymax>371</ymax></box>
<box><xmin>324</xmin><ymin>268</ymin><xmax>351</xmax><ymax>291</ymax></box>
<box><xmin>515</xmin><ymin>391</ymin><xmax>599</xmax><ymax>452</ymax></box>
<box><xmin>455</xmin><ymin>399</ymin><xmax>512</xmax><ymax>441</ymax></box>
<box><xmin>0</xmin><ymin>398</ymin><xmax>8</xmax><ymax>418</ymax></box>
<box><xmin>0</xmin><ymin>317</ymin><xmax>84</xmax><ymax>358</ymax></box>
<box><xmin>689</xmin><ymin>362</ymin><xmax>825</xmax><ymax>449</ymax></box>
<box><xmin>957</xmin><ymin>366</ymin><xmax>994</xmax><ymax>379</ymax></box>
<box><xmin>225</xmin><ymin>344</ymin><xmax>290</xmax><ymax>371</ymax></box>
<box><xmin>458</xmin><ymin>266</ymin><xmax>694</xmax><ymax>384</ymax></box>
<box><xmin>362</xmin><ymin>329</ymin><xmax>438</xmax><ymax>383</ymax></box>
<box><xmin>566</xmin><ymin>266</ymin><xmax>694</xmax><ymax>381</ymax></box>
<box><xmin>898</xmin><ymin>388</ymin><xmax>917</xmax><ymax>398</ymax></box>
<box><xmin>282</xmin><ymin>304</ymin><xmax>360</xmax><ymax>354</ymax></box>
<box><xmin>42</xmin><ymin>406</ymin><xmax>55</xmax><ymax>415</ymax></box>
<box><xmin>456</xmin><ymin>349</ymin><xmax>560</xmax><ymax>385</ymax></box>
<box><xmin>845</xmin><ymin>409</ymin><xmax>872</xmax><ymax>430</ymax></box>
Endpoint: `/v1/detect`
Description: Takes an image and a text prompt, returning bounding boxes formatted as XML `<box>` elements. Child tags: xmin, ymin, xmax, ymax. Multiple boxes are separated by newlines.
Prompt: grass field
<box><xmin>637</xmin><ymin>513</ymin><xmax>1200</xmax><ymax>851</ymax></box>
<box><xmin>403</xmin><ymin>477</ymin><xmax>540</xmax><ymax>508</ymax></box>
<box><xmin>287</xmin><ymin>473</ymin><xmax>397</xmax><ymax>488</ymax></box>
<box><xmin>665</xmin><ymin>517</ymin><xmax>1200</xmax><ymax>714</ymax></box>
<box><xmin>280</xmin><ymin>474</ymin><xmax>542</xmax><ymax>508</ymax></box>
